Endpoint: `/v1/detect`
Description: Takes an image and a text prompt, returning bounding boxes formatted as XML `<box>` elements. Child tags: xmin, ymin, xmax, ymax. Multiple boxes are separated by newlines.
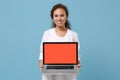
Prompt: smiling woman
<box><xmin>39</xmin><ymin>3</ymin><xmax>81</xmax><ymax>80</ymax></box>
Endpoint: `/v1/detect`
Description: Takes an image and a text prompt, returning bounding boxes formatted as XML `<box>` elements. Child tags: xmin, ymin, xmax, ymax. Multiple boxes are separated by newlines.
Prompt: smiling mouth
<box><xmin>57</xmin><ymin>21</ymin><xmax>63</xmax><ymax>24</ymax></box>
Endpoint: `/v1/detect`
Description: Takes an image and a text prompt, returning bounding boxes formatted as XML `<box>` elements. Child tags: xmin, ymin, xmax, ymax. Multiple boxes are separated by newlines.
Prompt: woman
<box><xmin>39</xmin><ymin>3</ymin><xmax>81</xmax><ymax>80</ymax></box>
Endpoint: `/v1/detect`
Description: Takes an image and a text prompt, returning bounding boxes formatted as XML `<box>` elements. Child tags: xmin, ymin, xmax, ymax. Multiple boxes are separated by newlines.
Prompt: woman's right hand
<box><xmin>39</xmin><ymin>60</ymin><xmax>43</xmax><ymax>69</ymax></box>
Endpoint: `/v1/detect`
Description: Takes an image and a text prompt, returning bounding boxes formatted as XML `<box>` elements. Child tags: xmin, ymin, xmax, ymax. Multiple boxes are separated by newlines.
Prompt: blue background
<box><xmin>0</xmin><ymin>0</ymin><xmax>120</xmax><ymax>80</ymax></box>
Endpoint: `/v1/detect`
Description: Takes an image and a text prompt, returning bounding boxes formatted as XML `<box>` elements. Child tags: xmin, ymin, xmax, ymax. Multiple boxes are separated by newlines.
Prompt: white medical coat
<box><xmin>39</xmin><ymin>28</ymin><xmax>80</xmax><ymax>80</ymax></box>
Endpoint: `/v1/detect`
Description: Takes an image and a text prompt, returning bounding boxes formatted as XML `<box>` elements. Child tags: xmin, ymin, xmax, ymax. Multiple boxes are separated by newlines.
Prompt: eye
<box><xmin>54</xmin><ymin>15</ymin><xmax>58</xmax><ymax>17</ymax></box>
<box><xmin>60</xmin><ymin>14</ymin><xmax>64</xmax><ymax>17</ymax></box>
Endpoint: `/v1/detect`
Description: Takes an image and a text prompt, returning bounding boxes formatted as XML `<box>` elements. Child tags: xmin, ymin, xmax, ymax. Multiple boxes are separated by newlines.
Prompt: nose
<box><xmin>58</xmin><ymin>16</ymin><xmax>61</xmax><ymax>20</ymax></box>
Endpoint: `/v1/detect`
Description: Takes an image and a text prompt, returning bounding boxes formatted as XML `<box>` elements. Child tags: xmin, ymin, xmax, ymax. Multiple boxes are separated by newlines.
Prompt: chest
<box><xmin>45</xmin><ymin>32</ymin><xmax>74</xmax><ymax>42</ymax></box>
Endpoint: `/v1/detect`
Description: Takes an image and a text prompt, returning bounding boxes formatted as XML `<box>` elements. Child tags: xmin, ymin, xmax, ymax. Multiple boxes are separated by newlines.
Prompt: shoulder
<box><xmin>68</xmin><ymin>29</ymin><xmax>79</xmax><ymax>42</ymax></box>
<box><xmin>43</xmin><ymin>28</ymin><xmax>54</xmax><ymax>35</ymax></box>
<box><xmin>68</xmin><ymin>29</ymin><xmax>78</xmax><ymax>36</ymax></box>
<box><xmin>42</xmin><ymin>28</ymin><xmax>55</xmax><ymax>41</ymax></box>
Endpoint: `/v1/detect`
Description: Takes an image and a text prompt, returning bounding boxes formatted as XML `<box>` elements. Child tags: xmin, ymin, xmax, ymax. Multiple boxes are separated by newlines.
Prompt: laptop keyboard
<box><xmin>47</xmin><ymin>65</ymin><xmax>74</xmax><ymax>69</ymax></box>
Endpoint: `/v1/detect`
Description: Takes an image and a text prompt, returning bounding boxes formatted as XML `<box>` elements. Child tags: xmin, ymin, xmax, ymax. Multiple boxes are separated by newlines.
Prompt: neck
<box><xmin>55</xmin><ymin>26</ymin><xmax>68</xmax><ymax>37</ymax></box>
<box><xmin>55</xmin><ymin>26</ymin><xmax>67</xmax><ymax>31</ymax></box>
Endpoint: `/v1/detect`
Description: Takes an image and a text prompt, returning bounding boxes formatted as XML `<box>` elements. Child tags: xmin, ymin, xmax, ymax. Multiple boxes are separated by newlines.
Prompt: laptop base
<box><xmin>41</xmin><ymin>65</ymin><xmax>80</xmax><ymax>75</ymax></box>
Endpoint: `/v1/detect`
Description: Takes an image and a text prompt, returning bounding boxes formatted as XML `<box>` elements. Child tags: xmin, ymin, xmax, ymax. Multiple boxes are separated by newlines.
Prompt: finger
<box><xmin>40</xmin><ymin>66</ymin><xmax>43</xmax><ymax>70</ymax></box>
<box><xmin>78</xmin><ymin>64</ymin><xmax>81</xmax><ymax>68</ymax></box>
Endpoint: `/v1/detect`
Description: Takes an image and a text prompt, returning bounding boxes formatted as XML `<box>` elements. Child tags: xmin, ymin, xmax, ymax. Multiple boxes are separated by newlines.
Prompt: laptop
<box><xmin>41</xmin><ymin>42</ymin><xmax>80</xmax><ymax>74</ymax></box>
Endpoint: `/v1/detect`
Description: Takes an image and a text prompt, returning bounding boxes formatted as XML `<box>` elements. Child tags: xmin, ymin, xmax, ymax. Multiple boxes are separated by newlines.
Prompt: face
<box><xmin>53</xmin><ymin>8</ymin><xmax>67</xmax><ymax>28</ymax></box>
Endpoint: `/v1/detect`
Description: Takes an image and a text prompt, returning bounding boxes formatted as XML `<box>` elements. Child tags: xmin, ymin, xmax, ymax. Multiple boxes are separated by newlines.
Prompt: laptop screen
<box><xmin>43</xmin><ymin>42</ymin><xmax>78</xmax><ymax>65</ymax></box>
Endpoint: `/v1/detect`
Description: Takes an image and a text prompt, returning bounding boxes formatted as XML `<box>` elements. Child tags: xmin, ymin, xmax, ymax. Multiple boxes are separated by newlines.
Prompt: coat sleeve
<box><xmin>39</xmin><ymin>31</ymin><xmax>48</xmax><ymax>60</ymax></box>
<box><xmin>73</xmin><ymin>32</ymin><xmax>81</xmax><ymax>61</ymax></box>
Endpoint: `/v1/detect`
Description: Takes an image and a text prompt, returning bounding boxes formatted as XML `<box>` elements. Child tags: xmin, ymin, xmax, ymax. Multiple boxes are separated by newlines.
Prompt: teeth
<box><xmin>58</xmin><ymin>22</ymin><xmax>62</xmax><ymax>23</ymax></box>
